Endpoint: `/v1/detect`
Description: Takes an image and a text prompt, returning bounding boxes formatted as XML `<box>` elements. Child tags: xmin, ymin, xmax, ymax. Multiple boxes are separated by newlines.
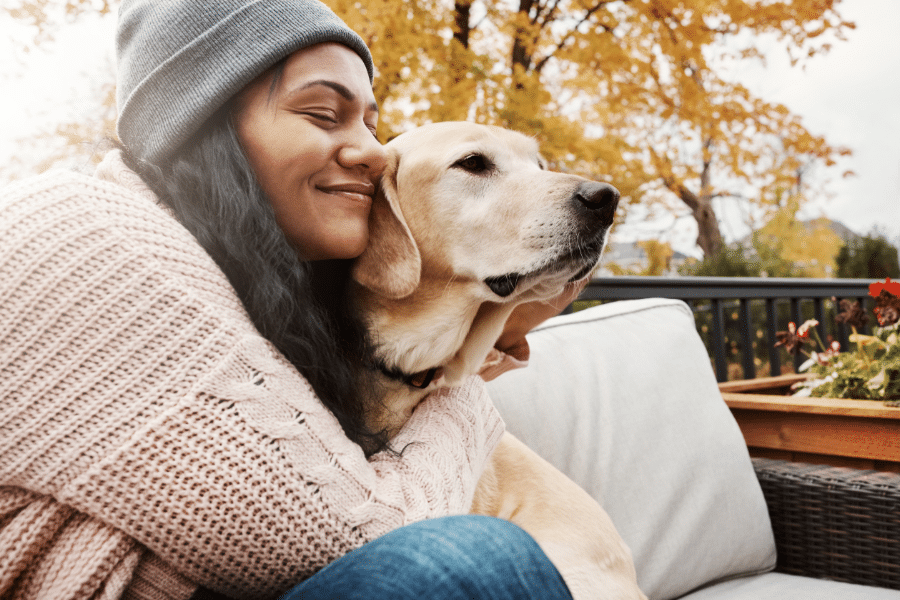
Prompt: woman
<box><xmin>0</xmin><ymin>1</ymin><xmax>579</xmax><ymax>599</ymax></box>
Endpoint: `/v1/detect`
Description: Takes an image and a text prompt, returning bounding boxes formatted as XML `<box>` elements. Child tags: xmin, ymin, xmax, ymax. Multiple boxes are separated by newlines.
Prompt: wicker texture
<box><xmin>753</xmin><ymin>458</ymin><xmax>900</xmax><ymax>590</ymax></box>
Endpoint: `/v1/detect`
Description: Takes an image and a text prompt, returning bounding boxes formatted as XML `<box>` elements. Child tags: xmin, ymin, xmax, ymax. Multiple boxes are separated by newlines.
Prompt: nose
<box><xmin>575</xmin><ymin>181</ymin><xmax>619</xmax><ymax>210</ymax></box>
<box><xmin>338</xmin><ymin>126</ymin><xmax>388</xmax><ymax>179</ymax></box>
<box><xmin>573</xmin><ymin>181</ymin><xmax>619</xmax><ymax>226</ymax></box>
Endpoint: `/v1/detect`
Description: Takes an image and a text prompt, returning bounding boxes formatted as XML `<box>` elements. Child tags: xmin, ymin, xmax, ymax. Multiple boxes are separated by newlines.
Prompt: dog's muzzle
<box><xmin>484</xmin><ymin>181</ymin><xmax>619</xmax><ymax>298</ymax></box>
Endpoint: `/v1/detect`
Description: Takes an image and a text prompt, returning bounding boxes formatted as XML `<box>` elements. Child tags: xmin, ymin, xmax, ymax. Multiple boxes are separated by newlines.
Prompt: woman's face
<box><xmin>235</xmin><ymin>43</ymin><xmax>386</xmax><ymax>261</ymax></box>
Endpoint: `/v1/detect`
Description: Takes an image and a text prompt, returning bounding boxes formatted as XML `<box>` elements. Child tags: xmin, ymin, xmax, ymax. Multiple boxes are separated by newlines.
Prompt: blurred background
<box><xmin>2</xmin><ymin>0</ymin><xmax>898</xmax><ymax>279</ymax></box>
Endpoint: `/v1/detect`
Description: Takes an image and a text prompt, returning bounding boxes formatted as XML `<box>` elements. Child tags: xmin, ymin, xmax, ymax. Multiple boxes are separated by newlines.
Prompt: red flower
<box><xmin>874</xmin><ymin>291</ymin><xmax>900</xmax><ymax>326</ymax></box>
<box><xmin>869</xmin><ymin>277</ymin><xmax>900</xmax><ymax>299</ymax></box>
<box><xmin>813</xmin><ymin>341</ymin><xmax>841</xmax><ymax>366</ymax></box>
<box><xmin>795</xmin><ymin>319</ymin><xmax>818</xmax><ymax>338</ymax></box>
<box><xmin>775</xmin><ymin>321</ymin><xmax>807</xmax><ymax>356</ymax></box>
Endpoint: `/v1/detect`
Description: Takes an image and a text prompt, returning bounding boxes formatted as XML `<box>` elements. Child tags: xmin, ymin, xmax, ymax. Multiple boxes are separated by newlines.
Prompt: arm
<box><xmin>0</xmin><ymin>171</ymin><xmax>503</xmax><ymax>599</ymax></box>
<box><xmin>496</xmin><ymin>278</ymin><xmax>588</xmax><ymax>351</ymax></box>
<box><xmin>480</xmin><ymin>278</ymin><xmax>588</xmax><ymax>382</ymax></box>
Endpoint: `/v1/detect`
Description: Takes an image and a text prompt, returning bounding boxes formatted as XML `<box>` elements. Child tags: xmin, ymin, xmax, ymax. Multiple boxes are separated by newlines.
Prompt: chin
<box><xmin>299</xmin><ymin>224</ymin><xmax>369</xmax><ymax>261</ymax></box>
<box><xmin>328</xmin><ymin>234</ymin><xmax>369</xmax><ymax>261</ymax></box>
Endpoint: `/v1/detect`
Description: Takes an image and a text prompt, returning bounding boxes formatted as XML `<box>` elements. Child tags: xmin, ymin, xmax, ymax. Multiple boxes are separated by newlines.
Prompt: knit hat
<box><xmin>115</xmin><ymin>0</ymin><xmax>374</xmax><ymax>164</ymax></box>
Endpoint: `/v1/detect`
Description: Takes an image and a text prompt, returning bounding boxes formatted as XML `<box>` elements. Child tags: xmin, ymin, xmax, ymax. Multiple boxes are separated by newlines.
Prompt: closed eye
<box><xmin>301</xmin><ymin>111</ymin><xmax>338</xmax><ymax>125</ymax></box>
<box><xmin>452</xmin><ymin>153</ymin><xmax>493</xmax><ymax>174</ymax></box>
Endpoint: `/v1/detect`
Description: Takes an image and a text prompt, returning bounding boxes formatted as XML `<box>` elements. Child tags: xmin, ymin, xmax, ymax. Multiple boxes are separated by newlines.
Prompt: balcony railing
<box><xmin>573</xmin><ymin>276</ymin><xmax>875</xmax><ymax>382</ymax></box>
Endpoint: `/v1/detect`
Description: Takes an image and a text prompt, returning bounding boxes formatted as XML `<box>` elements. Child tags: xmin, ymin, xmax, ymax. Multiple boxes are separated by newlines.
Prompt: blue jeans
<box><xmin>280</xmin><ymin>515</ymin><xmax>574</xmax><ymax>600</ymax></box>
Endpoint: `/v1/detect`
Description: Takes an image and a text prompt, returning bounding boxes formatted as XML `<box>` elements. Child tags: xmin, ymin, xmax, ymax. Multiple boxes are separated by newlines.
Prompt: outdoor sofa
<box><xmin>485</xmin><ymin>297</ymin><xmax>900</xmax><ymax>599</ymax></box>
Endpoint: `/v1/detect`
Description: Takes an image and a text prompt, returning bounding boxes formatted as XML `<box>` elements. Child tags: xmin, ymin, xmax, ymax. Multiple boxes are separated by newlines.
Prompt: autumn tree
<box><xmin>2</xmin><ymin>0</ymin><xmax>118</xmax><ymax>181</ymax></box>
<box><xmin>681</xmin><ymin>192</ymin><xmax>845</xmax><ymax>278</ymax></box>
<box><xmin>329</xmin><ymin>0</ymin><xmax>854</xmax><ymax>259</ymax></box>
<box><xmin>637</xmin><ymin>239</ymin><xmax>673</xmax><ymax>276</ymax></box>
<box><xmin>5</xmin><ymin>0</ymin><xmax>116</xmax><ymax>47</ymax></box>
<box><xmin>6</xmin><ymin>0</ymin><xmax>854</xmax><ymax>262</ymax></box>
<box><xmin>604</xmin><ymin>239</ymin><xmax>673</xmax><ymax>276</ymax></box>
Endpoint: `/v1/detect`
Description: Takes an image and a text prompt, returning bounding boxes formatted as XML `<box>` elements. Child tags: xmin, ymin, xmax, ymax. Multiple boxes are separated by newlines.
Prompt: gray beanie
<box><xmin>115</xmin><ymin>0</ymin><xmax>374</xmax><ymax>164</ymax></box>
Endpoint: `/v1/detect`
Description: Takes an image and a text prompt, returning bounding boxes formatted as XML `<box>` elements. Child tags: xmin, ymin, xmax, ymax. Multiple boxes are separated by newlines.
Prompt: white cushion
<box><xmin>678</xmin><ymin>572</ymin><xmax>900</xmax><ymax>600</ymax></box>
<box><xmin>485</xmin><ymin>298</ymin><xmax>777</xmax><ymax>600</ymax></box>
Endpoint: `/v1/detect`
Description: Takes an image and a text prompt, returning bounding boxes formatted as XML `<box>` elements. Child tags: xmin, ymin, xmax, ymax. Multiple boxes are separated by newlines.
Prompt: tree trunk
<box><xmin>511</xmin><ymin>0</ymin><xmax>537</xmax><ymax>73</ymax></box>
<box><xmin>453</xmin><ymin>1</ymin><xmax>471</xmax><ymax>48</ymax></box>
<box><xmin>440</xmin><ymin>0</ymin><xmax>477</xmax><ymax>122</ymax></box>
<box><xmin>677</xmin><ymin>185</ymin><xmax>724</xmax><ymax>259</ymax></box>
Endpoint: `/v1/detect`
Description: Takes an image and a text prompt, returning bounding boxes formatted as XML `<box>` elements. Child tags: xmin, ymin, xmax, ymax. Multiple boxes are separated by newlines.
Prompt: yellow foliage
<box><xmin>638</xmin><ymin>240</ymin><xmax>674</xmax><ymax>276</ymax></box>
<box><xmin>6</xmin><ymin>0</ymin><xmax>856</xmax><ymax>252</ymax></box>
<box><xmin>331</xmin><ymin>0</ymin><xmax>852</xmax><ymax>258</ymax></box>
<box><xmin>754</xmin><ymin>196</ymin><xmax>844</xmax><ymax>277</ymax></box>
<box><xmin>605</xmin><ymin>240</ymin><xmax>674</xmax><ymax>276</ymax></box>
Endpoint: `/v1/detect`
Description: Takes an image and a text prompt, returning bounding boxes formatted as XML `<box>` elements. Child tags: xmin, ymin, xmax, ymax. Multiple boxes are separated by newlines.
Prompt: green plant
<box><xmin>678</xmin><ymin>236</ymin><xmax>803</xmax><ymax>278</ymax></box>
<box><xmin>679</xmin><ymin>246</ymin><xmax>758</xmax><ymax>277</ymax></box>
<box><xmin>835</xmin><ymin>233</ymin><xmax>900</xmax><ymax>279</ymax></box>
<box><xmin>778</xmin><ymin>279</ymin><xmax>900</xmax><ymax>402</ymax></box>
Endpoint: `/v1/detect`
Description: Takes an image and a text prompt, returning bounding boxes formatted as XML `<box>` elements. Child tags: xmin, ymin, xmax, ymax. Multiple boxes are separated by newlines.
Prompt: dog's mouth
<box><xmin>568</xmin><ymin>260</ymin><xmax>596</xmax><ymax>282</ymax></box>
<box><xmin>484</xmin><ymin>273</ymin><xmax>524</xmax><ymax>298</ymax></box>
<box><xmin>484</xmin><ymin>239</ymin><xmax>605</xmax><ymax>298</ymax></box>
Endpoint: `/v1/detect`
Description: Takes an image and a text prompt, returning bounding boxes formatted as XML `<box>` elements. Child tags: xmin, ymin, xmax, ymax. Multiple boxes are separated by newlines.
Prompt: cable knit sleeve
<box><xmin>0</xmin><ymin>158</ymin><xmax>504</xmax><ymax>600</ymax></box>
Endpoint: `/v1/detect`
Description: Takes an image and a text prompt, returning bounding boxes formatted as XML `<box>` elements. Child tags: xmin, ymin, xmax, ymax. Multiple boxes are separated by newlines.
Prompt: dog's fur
<box><xmin>351</xmin><ymin>122</ymin><xmax>646</xmax><ymax>600</ymax></box>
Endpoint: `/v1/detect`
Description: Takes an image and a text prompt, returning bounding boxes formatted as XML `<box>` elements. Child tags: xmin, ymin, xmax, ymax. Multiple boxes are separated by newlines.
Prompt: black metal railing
<box><xmin>574</xmin><ymin>276</ymin><xmax>875</xmax><ymax>382</ymax></box>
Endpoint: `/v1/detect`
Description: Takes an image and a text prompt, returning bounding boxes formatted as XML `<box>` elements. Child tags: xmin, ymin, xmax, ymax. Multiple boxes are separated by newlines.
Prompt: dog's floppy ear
<box><xmin>352</xmin><ymin>147</ymin><xmax>421</xmax><ymax>298</ymax></box>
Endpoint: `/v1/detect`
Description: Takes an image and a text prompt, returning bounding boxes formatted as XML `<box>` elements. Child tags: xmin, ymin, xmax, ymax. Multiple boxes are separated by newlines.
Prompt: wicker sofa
<box><xmin>484</xmin><ymin>298</ymin><xmax>900</xmax><ymax>599</ymax></box>
<box><xmin>752</xmin><ymin>458</ymin><xmax>900</xmax><ymax>590</ymax></box>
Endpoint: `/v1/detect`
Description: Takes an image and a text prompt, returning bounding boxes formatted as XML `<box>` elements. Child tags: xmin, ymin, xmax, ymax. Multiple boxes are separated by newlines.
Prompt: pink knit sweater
<box><xmin>0</xmin><ymin>152</ymin><xmax>505</xmax><ymax>600</ymax></box>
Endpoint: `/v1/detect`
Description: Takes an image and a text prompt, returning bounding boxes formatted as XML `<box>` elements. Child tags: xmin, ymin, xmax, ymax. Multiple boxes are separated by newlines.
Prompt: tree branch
<box><xmin>534</xmin><ymin>1</ymin><xmax>613</xmax><ymax>73</ymax></box>
<box><xmin>453</xmin><ymin>0</ymin><xmax>472</xmax><ymax>48</ymax></box>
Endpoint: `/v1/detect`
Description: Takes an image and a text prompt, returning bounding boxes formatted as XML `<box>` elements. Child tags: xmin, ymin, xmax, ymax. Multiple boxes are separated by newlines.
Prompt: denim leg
<box><xmin>281</xmin><ymin>515</ymin><xmax>574</xmax><ymax>600</ymax></box>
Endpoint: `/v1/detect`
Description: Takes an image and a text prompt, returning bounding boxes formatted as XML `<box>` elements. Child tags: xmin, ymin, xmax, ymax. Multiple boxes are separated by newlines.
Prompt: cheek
<box><xmin>241</xmin><ymin>125</ymin><xmax>289</xmax><ymax>180</ymax></box>
<box><xmin>238</xmin><ymin>119</ymin><xmax>323</xmax><ymax>208</ymax></box>
<box><xmin>236</xmin><ymin>112</ymin><xmax>277</xmax><ymax>184</ymax></box>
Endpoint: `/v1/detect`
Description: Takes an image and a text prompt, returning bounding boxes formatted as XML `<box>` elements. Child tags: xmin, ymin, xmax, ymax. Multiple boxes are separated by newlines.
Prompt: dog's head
<box><xmin>353</xmin><ymin>121</ymin><xmax>618</xmax><ymax>304</ymax></box>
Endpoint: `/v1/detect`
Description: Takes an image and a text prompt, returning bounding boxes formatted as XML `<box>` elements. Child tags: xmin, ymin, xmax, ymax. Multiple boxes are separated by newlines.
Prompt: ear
<box><xmin>352</xmin><ymin>148</ymin><xmax>422</xmax><ymax>298</ymax></box>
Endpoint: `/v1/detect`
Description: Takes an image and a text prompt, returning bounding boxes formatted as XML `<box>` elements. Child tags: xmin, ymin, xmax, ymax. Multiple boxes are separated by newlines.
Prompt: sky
<box><xmin>1</xmin><ymin>1</ymin><xmax>898</xmax><ymax>257</ymax></box>
<box><xmin>725</xmin><ymin>0</ymin><xmax>900</xmax><ymax>245</ymax></box>
<box><xmin>1</xmin><ymin>10</ymin><xmax>117</xmax><ymax>174</ymax></box>
<box><xmin>615</xmin><ymin>0</ymin><xmax>900</xmax><ymax>255</ymax></box>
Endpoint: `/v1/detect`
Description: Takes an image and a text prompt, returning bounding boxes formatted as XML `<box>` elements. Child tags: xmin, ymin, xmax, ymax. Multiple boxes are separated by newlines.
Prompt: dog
<box><xmin>351</xmin><ymin>121</ymin><xmax>647</xmax><ymax>600</ymax></box>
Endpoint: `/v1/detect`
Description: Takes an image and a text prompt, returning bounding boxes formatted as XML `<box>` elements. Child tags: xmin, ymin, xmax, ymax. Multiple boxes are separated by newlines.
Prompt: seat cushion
<box><xmin>678</xmin><ymin>572</ymin><xmax>900</xmax><ymax>599</ymax></box>
<box><xmin>485</xmin><ymin>298</ymin><xmax>777</xmax><ymax>600</ymax></box>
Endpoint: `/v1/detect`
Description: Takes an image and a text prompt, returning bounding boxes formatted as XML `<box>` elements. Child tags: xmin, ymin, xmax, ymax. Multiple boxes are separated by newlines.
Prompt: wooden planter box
<box><xmin>720</xmin><ymin>374</ymin><xmax>900</xmax><ymax>473</ymax></box>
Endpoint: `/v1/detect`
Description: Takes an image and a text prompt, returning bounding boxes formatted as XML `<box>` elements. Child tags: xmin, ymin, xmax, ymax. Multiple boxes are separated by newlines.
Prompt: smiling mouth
<box><xmin>318</xmin><ymin>182</ymin><xmax>375</xmax><ymax>202</ymax></box>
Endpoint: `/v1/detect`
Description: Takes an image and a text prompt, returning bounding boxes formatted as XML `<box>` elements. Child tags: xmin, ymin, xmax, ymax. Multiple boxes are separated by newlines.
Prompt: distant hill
<box><xmin>736</xmin><ymin>218</ymin><xmax>861</xmax><ymax>249</ymax></box>
<box><xmin>598</xmin><ymin>219</ymin><xmax>864</xmax><ymax>278</ymax></box>
<box><xmin>826</xmin><ymin>220</ymin><xmax>862</xmax><ymax>242</ymax></box>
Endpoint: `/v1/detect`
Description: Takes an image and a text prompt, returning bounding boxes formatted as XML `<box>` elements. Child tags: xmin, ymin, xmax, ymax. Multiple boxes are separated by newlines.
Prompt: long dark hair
<box><xmin>120</xmin><ymin>103</ymin><xmax>389</xmax><ymax>456</ymax></box>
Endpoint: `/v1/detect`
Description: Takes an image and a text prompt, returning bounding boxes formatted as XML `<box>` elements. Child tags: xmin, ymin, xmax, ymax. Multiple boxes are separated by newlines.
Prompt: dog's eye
<box><xmin>452</xmin><ymin>153</ymin><xmax>492</xmax><ymax>174</ymax></box>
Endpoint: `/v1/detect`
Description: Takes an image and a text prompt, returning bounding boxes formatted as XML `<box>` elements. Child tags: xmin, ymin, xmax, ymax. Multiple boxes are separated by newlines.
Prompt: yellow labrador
<box><xmin>352</xmin><ymin>122</ymin><xmax>646</xmax><ymax>600</ymax></box>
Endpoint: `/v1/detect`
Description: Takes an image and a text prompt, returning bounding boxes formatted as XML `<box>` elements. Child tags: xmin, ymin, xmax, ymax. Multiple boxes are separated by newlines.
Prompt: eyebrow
<box><xmin>285</xmin><ymin>79</ymin><xmax>379</xmax><ymax>113</ymax></box>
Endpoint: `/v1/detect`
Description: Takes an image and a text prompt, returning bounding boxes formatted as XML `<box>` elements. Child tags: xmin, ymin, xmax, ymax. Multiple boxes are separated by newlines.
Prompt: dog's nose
<box><xmin>573</xmin><ymin>181</ymin><xmax>619</xmax><ymax>227</ymax></box>
<box><xmin>575</xmin><ymin>182</ymin><xmax>619</xmax><ymax>211</ymax></box>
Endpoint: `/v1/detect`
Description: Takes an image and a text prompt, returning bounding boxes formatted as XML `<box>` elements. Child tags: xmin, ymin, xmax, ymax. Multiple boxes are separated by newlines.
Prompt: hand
<box><xmin>495</xmin><ymin>277</ymin><xmax>589</xmax><ymax>352</ymax></box>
